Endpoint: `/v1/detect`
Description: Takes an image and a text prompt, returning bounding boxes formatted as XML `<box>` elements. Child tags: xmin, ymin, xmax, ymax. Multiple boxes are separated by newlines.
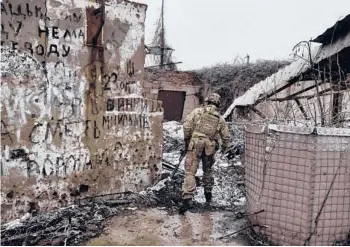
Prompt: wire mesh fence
<box><xmin>244</xmin><ymin>124</ymin><xmax>350</xmax><ymax>246</ymax></box>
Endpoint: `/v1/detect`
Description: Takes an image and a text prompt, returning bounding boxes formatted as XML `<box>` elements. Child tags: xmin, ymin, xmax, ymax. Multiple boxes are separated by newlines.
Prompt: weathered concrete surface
<box><xmin>87</xmin><ymin>208</ymin><xmax>249</xmax><ymax>246</ymax></box>
<box><xmin>1</xmin><ymin>0</ymin><xmax>163</xmax><ymax>223</ymax></box>
<box><xmin>144</xmin><ymin>69</ymin><xmax>204</xmax><ymax>120</ymax></box>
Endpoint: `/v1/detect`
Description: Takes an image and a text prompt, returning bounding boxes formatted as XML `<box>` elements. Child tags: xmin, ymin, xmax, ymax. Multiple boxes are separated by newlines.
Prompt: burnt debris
<box><xmin>1</xmin><ymin>122</ymin><xmax>248</xmax><ymax>246</ymax></box>
<box><xmin>1</xmin><ymin>202</ymin><xmax>118</xmax><ymax>246</ymax></box>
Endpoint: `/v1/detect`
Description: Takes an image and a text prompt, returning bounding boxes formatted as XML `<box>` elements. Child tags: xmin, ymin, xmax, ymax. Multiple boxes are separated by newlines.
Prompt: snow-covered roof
<box><xmin>223</xmin><ymin>30</ymin><xmax>350</xmax><ymax>119</ymax></box>
<box><xmin>312</xmin><ymin>14</ymin><xmax>350</xmax><ymax>45</ymax></box>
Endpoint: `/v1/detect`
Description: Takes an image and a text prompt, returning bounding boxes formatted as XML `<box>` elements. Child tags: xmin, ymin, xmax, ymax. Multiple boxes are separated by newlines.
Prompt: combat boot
<box><xmin>179</xmin><ymin>198</ymin><xmax>191</xmax><ymax>214</ymax></box>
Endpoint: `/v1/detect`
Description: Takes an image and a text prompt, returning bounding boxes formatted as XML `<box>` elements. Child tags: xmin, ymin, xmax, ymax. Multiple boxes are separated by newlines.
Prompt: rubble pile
<box><xmin>1</xmin><ymin>121</ymin><xmax>248</xmax><ymax>246</ymax></box>
<box><xmin>0</xmin><ymin>190</ymin><xmax>163</xmax><ymax>246</ymax></box>
<box><xmin>226</xmin><ymin>123</ymin><xmax>245</xmax><ymax>159</ymax></box>
<box><xmin>140</xmin><ymin>174</ymin><xmax>184</xmax><ymax>209</ymax></box>
<box><xmin>209</xmin><ymin>157</ymin><xmax>245</xmax><ymax>208</ymax></box>
<box><xmin>1</xmin><ymin>202</ymin><xmax>119</xmax><ymax>246</ymax></box>
<box><xmin>163</xmin><ymin>121</ymin><xmax>185</xmax><ymax>153</ymax></box>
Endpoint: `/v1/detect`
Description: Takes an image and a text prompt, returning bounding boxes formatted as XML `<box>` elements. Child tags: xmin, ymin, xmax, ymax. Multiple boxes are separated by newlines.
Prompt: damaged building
<box><xmin>0</xmin><ymin>0</ymin><xmax>164</xmax><ymax>223</ymax></box>
<box><xmin>224</xmin><ymin>14</ymin><xmax>350</xmax><ymax>126</ymax></box>
<box><xmin>224</xmin><ymin>15</ymin><xmax>350</xmax><ymax>246</ymax></box>
<box><xmin>144</xmin><ymin>69</ymin><xmax>205</xmax><ymax>121</ymax></box>
<box><xmin>143</xmin><ymin>62</ymin><xmax>290</xmax><ymax>122</ymax></box>
<box><xmin>1</xmin><ymin>0</ymin><xmax>349</xmax><ymax>245</ymax></box>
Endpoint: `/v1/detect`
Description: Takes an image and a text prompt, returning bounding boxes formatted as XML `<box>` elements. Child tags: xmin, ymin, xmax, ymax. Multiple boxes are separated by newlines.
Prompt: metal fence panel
<box><xmin>245</xmin><ymin>124</ymin><xmax>350</xmax><ymax>246</ymax></box>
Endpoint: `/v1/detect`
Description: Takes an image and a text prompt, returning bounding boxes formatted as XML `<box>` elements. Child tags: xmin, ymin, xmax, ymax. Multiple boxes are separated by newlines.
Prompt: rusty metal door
<box><xmin>158</xmin><ymin>90</ymin><xmax>186</xmax><ymax>121</ymax></box>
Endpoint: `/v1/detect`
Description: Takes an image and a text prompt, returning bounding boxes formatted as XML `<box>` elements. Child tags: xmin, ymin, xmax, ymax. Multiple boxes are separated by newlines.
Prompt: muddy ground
<box><xmin>2</xmin><ymin>122</ymin><xmax>266</xmax><ymax>246</ymax></box>
<box><xmin>86</xmin><ymin>208</ymin><xmax>249</xmax><ymax>246</ymax></box>
<box><xmin>85</xmin><ymin>122</ymin><xmax>252</xmax><ymax>246</ymax></box>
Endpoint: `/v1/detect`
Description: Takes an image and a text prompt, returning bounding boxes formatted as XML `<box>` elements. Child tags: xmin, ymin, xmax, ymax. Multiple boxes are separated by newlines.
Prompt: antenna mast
<box><xmin>160</xmin><ymin>0</ymin><xmax>165</xmax><ymax>68</ymax></box>
<box><xmin>144</xmin><ymin>0</ymin><xmax>182</xmax><ymax>69</ymax></box>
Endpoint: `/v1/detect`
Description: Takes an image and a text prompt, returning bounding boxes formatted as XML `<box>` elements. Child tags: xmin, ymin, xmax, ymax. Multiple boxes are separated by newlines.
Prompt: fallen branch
<box><xmin>104</xmin><ymin>199</ymin><xmax>131</xmax><ymax>206</ymax></box>
<box><xmin>231</xmin><ymin>210</ymin><xmax>265</xmax><ymax>221</ymax></box>
<box><xmin>244</xmin><ymin>209</ymin><xmax>265</xmax><ymax>217</ymax></box>
<box><xmin>63</xmin><ymin>225</ymin><xmax>69</xmax><ymax>246</ymax></box>
<box><xmin>162</xmin><ymin>160</ymin><xmax>185</xmax><ymax>177</ymax></box>
<box><xmin>216</xmin><ymin>224</ymin><xmax>269</xmax><ymax>240</ymax></box>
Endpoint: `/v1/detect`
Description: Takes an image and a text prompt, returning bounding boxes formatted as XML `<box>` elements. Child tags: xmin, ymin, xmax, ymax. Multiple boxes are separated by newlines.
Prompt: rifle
<box><xmin>170</xmin><ymin>148</ymin><xmax>187</xmax><ymax>179</ymax></box>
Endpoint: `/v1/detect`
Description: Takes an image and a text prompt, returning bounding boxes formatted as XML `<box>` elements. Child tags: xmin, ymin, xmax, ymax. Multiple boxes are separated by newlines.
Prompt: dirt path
<box><xmin>86</xmin><ymin>208</ymin><xmax>249</xmax><ymax>246</ymax></box>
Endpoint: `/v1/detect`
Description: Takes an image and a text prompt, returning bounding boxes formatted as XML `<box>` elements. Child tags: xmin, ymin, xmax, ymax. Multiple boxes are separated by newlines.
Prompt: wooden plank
<box><xmin>249</xmin><ymin>106</ymin><xmax>266</xmax><ymax>119</ymax></box>
<box><xmin>294</xmin><ymin>98</ymin><xmax>310</xmax><ymax>120</ymax></box>
<box><xmin>253</xmin><ymin>81</ymin><xmax>295</xmax><ymax>106</ymax></box>
<box><xmin>267</xmin><ymin>81</ymin><xmax>325</xmax><ymax>102</ymax></box>
<box><xmin>332</xmin><ymin>92</ymin><xmax>343</xmax><ymax>125</ymax></box>
<box><xmin>269</xmin><ymin>88</ymin><xmax>348</xmax><ymax>101</ymax></box>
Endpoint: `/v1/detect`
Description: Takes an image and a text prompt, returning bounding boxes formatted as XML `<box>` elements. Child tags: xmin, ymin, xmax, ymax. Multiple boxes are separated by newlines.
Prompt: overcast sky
<box><xmin>136</xmin><ymin>0</ymin><xmax>350</xmax><ymax>71</ymax></box>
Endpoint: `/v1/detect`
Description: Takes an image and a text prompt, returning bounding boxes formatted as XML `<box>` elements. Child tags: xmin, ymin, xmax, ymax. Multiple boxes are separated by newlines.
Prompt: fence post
<box><xmin>305</xmin><ymin>128</ymin><xmax>317</xmax><ymax>246</ymax></box>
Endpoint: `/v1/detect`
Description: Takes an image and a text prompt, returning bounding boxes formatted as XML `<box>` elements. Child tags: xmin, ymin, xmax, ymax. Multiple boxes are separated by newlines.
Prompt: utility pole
<box><xmin>160</xmin><ymin>0</ymin><xmax>165</xmax><ymax>68</ymax></box>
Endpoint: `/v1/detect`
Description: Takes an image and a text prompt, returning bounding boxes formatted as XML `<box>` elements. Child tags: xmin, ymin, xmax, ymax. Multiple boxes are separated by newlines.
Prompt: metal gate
<box><xmin>158</xmin><ymin>90</ymin><xmax>186</xmax><ymax>121</ymax></box>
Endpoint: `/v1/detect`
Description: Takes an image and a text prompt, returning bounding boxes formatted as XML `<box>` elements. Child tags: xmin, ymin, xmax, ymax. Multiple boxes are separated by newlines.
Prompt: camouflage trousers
<box><xmin>182</xmin><ymin>137</ymin><xmax>216</xmax><ymax>200</ymax></box>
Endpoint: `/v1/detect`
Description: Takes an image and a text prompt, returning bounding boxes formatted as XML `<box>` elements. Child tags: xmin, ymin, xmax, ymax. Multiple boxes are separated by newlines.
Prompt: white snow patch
<box><xmin>2</xmin><ymin>219</ymin><xmax>23</xmax><ymax>230</ymax></box>
<box><xmin>163</xmin><ymin>121</ymin><xmax>184</xmax><ymax>140</ymax></box>
<box><xmin>268</xmin><ymin>124</ymin><xmax>314</xmax><ymax>135</ymax></box>
<box><xmin>162</xmin><ymin>152</ymin><xmax>181</xmax><ymax>166</ymax></box>
<box><xmin>233</xmin><ymin>161</ymin><xmax>243</xmax><ymax>167</ymax></box>
<box><xmin>316</xmin><ymin>126</ymin><xmax>350</xmax><ymax>137</ymax></box>
<box><xmin>193</xmin><ymin>187</ymin><xmax>206</xmax><ymax>204</ymax></box>
<box><xmin>150</xmin><ymin>178</ymin><xmax>169</xmax><ymax>192</ymax></box>
<box><xmin>234</xmin><ymin>197</ymin><xmax>246</xmax><ymax>206</ymax></box>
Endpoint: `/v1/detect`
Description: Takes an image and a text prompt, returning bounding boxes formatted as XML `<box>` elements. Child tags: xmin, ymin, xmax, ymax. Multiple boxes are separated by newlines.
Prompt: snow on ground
<box><xmin>210</xmin><ymin>154</ymin><xmax>245</xmax><ymax>207</ymax></box>
<box><xmin>162</xmin><ymin>151</ymin><xmax>182</xmax><ymax>167</ymax></box>
<box><xmin>163</xmin><ymin>121</ymin><xmax>185</xmax><ymax>153</ymax></box>
<box><xmin>161</xmin><ymin>121</ymin><xmax>246</xmax><ymax>208</ymax></box>
<box><xmin>163</xmin><ymin>121</ymin><xmax>184</xmax><ymax>140</ymax></box>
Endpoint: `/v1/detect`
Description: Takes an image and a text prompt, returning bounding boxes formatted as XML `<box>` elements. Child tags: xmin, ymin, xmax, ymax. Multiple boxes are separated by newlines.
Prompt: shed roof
<box><xmin>312</xmin><ymin>14</ymin><xmax>350</xmax><ymax>45</ymax></box>
<box><xmin>223</xmin><ymin>29</ymin><xmax>350</xmax><ymax>119</ymax></box>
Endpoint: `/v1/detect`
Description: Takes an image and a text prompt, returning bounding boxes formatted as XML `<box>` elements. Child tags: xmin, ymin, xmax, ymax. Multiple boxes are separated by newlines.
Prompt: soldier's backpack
<box><xmin>193</xmin><ymin>106</ymin><xmax>221</xmax><ymax>140</ymax></box>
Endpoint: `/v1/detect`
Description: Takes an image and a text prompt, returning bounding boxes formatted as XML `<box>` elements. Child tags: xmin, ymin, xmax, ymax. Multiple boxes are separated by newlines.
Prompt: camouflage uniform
<box><xmin>181</xmin><ymin>93</ymin><xmax>230</xmax><ymax>202</ymax></box>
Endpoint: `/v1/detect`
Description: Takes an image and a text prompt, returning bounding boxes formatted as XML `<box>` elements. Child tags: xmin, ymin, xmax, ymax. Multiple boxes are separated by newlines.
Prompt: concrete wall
<box><xmin>0</xmin><ymin>0</ymin><xmax>163</xmax><ymax>222</ymax></box>
<box><xmin>245</xmin><ymin>124</ymin><xmax>350</xmax><ymax>246</ymax></box>
<box><xmin>144</xmin><ymin>69</ymin><xmax>203</xmax><ymax>120</ymax></box>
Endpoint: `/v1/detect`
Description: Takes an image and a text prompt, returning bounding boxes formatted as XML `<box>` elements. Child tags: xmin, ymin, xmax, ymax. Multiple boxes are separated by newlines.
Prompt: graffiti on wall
<box><xmin>1</xmin><ymin>0</ymin><xmax>162</xmax><ymax>222</ymax></box>
<box><xmin>1</xmin><ymin>1</ymin><xmax>85</xmax><ymax>57</ymax></box>
<box><xmin>1</xmin><ymin>0</ymin><xmax>89</xmax><ymax>182</ymax></box>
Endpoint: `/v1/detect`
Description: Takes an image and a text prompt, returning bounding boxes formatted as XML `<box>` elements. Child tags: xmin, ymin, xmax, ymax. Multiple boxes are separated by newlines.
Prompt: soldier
<box><xmin>179</xmin><ymin>93</ymin><xmax>230</xmax><ymax>214</ymax></box>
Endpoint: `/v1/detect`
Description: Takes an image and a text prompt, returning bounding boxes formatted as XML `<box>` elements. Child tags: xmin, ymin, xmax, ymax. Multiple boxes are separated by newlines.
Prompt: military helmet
<box><xmin>206</xmin><ymin>93</ymin><xmax>221</xmax><ymax>106</ymax></box>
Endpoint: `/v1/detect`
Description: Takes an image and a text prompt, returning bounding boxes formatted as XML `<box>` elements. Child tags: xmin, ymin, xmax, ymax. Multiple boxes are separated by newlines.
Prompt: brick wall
<box><xmin>144</xmin><ymin>69</ymin><xmax>204</xmax><ymax>120</ymax></box>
